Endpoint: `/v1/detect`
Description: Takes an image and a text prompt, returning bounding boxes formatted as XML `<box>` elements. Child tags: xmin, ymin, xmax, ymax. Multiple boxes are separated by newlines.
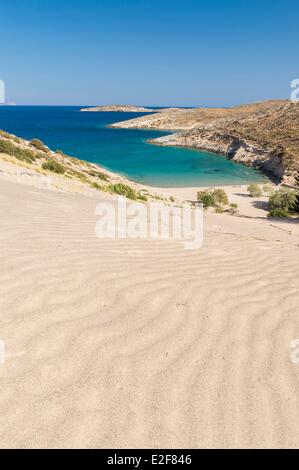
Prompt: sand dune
<box><xmin>0</xmin><ymin>178</ymin><xmax>299</xmax><ymax>448</ymax></box>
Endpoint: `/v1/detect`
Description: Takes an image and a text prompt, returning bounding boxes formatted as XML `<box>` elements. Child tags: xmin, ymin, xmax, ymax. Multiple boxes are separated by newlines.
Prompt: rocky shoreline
<box><xmin>113</xmin><ymin>100</ymin><xmax>299</xmax><ymax>186</ymax></box>
<box><xmin>151</xmin><ymin>131</ymin><xmax>286</xmax><ymax>184</ymax></box>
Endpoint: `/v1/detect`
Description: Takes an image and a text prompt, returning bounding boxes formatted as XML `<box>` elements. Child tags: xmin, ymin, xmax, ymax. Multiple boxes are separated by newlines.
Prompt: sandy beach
<box><xmin>1</xmin><ymin>166</ymin><xmax>299</xmax><ymax>448</ymax></box>
<box><xmin>2</xmin><ymin>0</ymin><xmax>299</xmax><ymax>453</ymax></box>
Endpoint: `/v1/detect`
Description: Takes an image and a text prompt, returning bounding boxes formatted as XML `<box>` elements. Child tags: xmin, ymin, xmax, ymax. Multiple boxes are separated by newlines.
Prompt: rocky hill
<box><xmin>111</xmin><ymin>100</ymin><xmax>286</xmax><ymax>130</ymax></box>
<box><xmin>112</xmin><ymin>100</ymin><xmax>299</xmax><ymax>185</ymax></box>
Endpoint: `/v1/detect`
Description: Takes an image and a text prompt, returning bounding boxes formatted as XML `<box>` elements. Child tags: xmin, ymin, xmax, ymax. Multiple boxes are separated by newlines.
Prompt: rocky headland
<box><xmin>112</xmin><ymin>100</ymin><xmax>299</xmax><ymax>185</ymax></box>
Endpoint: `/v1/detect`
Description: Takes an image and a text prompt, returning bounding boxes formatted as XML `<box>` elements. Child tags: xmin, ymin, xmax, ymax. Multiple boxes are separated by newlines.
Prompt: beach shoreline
<box><xmin>0</xmin><ymin>127</ymin><xmax>271</xmax><ymax>213</ymax></box>
<box><xmin>0</xmin><ymin>148</ymin><xmax>277</xmax><ymax>222</ymax></box>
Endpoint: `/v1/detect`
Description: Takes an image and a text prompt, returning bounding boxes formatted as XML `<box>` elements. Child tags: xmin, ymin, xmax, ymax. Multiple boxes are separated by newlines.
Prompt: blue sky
<box><xmin>0</xmin><ymin>0</ymin><xmax>298</xmax><ymax>106</ymax></box>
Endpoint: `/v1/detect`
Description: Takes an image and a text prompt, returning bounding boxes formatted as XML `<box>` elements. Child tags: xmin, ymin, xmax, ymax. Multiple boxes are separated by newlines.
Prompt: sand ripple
<box><xmin>0</xmin><ymin>180</ymin><xmax>299</xmax><ymax>448</ymax></box>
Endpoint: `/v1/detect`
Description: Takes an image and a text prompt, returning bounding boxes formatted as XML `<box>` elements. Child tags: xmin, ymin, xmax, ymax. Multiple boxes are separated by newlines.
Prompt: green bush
<box><xmin>213</xmin><ymin>188</ymin><xmax>229</xmax><ymax>205</ymax></box>
<box><xmin>108</xmin><ymin>183</ymin><xmax>137</xmax><ymax>200</ymax></box>
<box><xmin>197</xmin><ymin>190</ymin><xmax>216</xmax><ymax>208</ymax></box>
<box><xmin>0</xmin><ymin>139</ymin><xmax>36</xmax><ymax>163</ymax></box>
<box><xmin>107</xmin><ymin>183</ymin><xmax>147</xmax><ymax>201</ymax></box>
<box><xmin>268</xmin><ymin>208</ymin><xmax>291</xmax><ymax>218</ymax></box>
<box><xmin>247</xmin><ymin>183</ymin><xmax>262</xmax><ymax>198</ymax></box>
<box><xmin>197</xmin><ymin>188</ymin><xmax>229</xmax><ymax>208</ymax></box>
<box><xmin>88</xmin><ymin>170</ymin><xmax>109</xmax><ymax>182</ymax></box>
<box><xmin>153</xmin><ymin>194</ymin><xmax>164</xmax><ymax>201</ymax></box>
<box><xmin>30</xmin><ymin>138</ymin><xmax>49</xmax><ymax>153</ymax></box>
<box><xmin>268</xmin><ymin>189</ymin><xmax>297</xmax><ymax>217</ymax></box>
<box><xmin>137</xmin><ymin>193</ymin><xmax>147</xmax><ymax>202</ymax></box>
<box><xmin>42</xmin><ymin>159</ymin><xmax>66</xmax><ymax>174</ymax></box>
<box><xmin>91</xmin><ymin>182</ymin><xmax>103</xmax><ymax>190</ymax></box>
<box><xmin>68</xmin><ymin>169</ymin><xmax>89</xmax><ymax>182</ymax></box>
<box><xmin>229</xmin><ymin>203</ymin><xmax>239</xmax><ymax>214</ymax></box>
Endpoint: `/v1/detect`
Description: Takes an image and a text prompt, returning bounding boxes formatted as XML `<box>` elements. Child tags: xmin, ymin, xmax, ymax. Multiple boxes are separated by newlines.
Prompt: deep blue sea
<box><xmin>0</xmin><ymin>106</ymin><xmax>266</xmax><ymax>187</ymax></box>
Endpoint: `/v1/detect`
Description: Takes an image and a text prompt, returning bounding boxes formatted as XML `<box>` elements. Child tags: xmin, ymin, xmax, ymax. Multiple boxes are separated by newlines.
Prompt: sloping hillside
<box><xmin>0</xmin><ymin>130</ymin><xmax>149</xmax><ymax>201</ymax></box>
<box><xmin>111</xmin><ymin>100</ymin><xmax>287</xmax><ymax>131</ymax></box>
<box><xmin>153</xmin><ymin>102</ymin><xmax>299</xmax><ymax>185</ymax></box>
<box><xmin>112</xmin><ymin>100</ymin><xmax>299</xmax><ymax>185</ymax></box>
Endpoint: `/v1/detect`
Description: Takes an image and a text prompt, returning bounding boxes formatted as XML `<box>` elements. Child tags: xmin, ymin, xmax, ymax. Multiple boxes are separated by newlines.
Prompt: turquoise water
<box><xmin>0</xmin><ymin>106</ymin><xmax>266</xmax><ymax>187</ymax></box>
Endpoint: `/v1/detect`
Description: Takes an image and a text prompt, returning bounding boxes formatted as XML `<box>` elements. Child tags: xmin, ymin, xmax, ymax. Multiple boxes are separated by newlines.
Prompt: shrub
<box><xmin>35</xmin><ymin>152</ymin><xmax>45</xmax><ymax>160</ymax></box>
<box><xmin>19</xmin><ymin>149</ymin><xmax>36</xmax><ymax>163</ymax></box>
<box><xmin>109</xmin><ymin>183</ymin><xmax>136</xmax><ymax>199</ymax></box>
<box><xmin>97</xmin><ymin>173</ymin><xmax>109</xmax><ymax>181</ymax></box>
<box><xmin>295</xmin><ymin>195</ymin><xmax>299</xmax><ymax>214</ymax></box>
<box><xmin>197</xmin><ymin>188</ymin><xmax>229</xmax><ymax>208</ymax></box>
<box><xmin>0</xmin><ymin>139</ymin><xmax>19</xmax><ymax>156</ymax></box>
<box><xmin>268</xmin><ymin>208</ymin><xmax>291</xmax><ymax>218</ymax></box>
<box><xmin>42</xmin><ymin>159</ymin><xmax>65</xmax><ymax>174</ymax></box>
<box><xmin>247</xmin><ymin>183</ymin><xmax>262</xmax><ymax>198</ymax></box>
<box><xmin>68</xmin><ymin>169</ymin><xmax>89</xmax><ymax>182</ymax></box>
<box><xmin>88</xmin><ymin>170</ymin><xmax>109</xmax><ymax>182</ymax></box>
<box><xmin>137</xmin><ymin>193</ymin><xmax>147</xmax><ymax>202</ymax></box>
<box><xmin>108</xmin><ymin>183</ymin><xmax>138</xmax><ymax>200</ymax></box>
<box><xmin>170</xmin><ymin>196</ymin><xmax>175</xmax><ymax>203</ymax></box>
<box><xmin>213</xmin><ymin>188</ymin><xmax>229</xmax><ymax>205</ymax></box>
<box><xmin>197</xmin><ymin>190</ymin><xmax>216</xmax><ymax>208</ymax></box>
<box><xmin>268</xmin><ymin>189</ymin><xmax>297</xmax><ymax>217</ymax></box>
<box><xmin>107</xmin><ymin>183</ymin><xmax>147</xmax><ymax>201</ymax></box>
<box><xmin>91</xmin><ymin>182</ymin><xmax>102</xmax><ymax>190</ymax></box>
<box><xmin>0</xmin><ymin>139</ymin><xmax>36</xmax><ymax>163</ymax></box>
<box><xmin>30</xmin><ymin>138</ymin><xmax>49</xmax><ymax>153</ymax></box>
<box><xmin>229</xmin><ymin>203</ymin><xmax>239</xmax><ymax>214</ymax></box>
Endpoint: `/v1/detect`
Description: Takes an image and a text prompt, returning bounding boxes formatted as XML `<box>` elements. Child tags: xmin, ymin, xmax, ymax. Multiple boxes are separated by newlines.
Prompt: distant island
<box><xmin>80</xmin><ymin>104</ymin><xmax>157</xmax><ymax>113</ymax></box>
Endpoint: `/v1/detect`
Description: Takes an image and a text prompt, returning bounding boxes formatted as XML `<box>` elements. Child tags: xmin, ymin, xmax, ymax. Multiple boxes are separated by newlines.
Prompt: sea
<box><xmin>0</xmin><ymin>106</ymin><xmax>266</xmax><ymax>187</ymax></box>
